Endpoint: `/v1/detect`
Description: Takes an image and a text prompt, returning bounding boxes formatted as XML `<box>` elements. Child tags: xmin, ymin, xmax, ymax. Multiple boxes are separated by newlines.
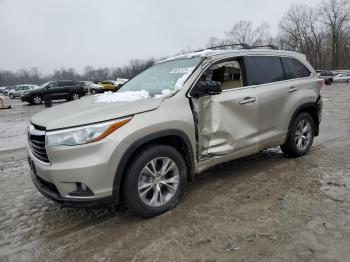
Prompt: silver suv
<box><xmin>27</xmin><ymin>45</ymin><xmax>323</xmax><ymax>217</ymax></box>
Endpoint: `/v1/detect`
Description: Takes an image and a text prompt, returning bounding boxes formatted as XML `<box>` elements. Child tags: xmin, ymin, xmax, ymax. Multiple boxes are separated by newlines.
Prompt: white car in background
<box><xmin>334</xmin><ymin>73</ymin><xmax>350</xmax><ymax>83</ymax></box>
<box><xmin>79</xmin><ymin>81</ymin><xmax>104</xmax><ymax>94</ymax></box>
<box><xmin>8</xmin><ymin>84</ymin><xmax>39</xmax><ymax>99</ymax></box>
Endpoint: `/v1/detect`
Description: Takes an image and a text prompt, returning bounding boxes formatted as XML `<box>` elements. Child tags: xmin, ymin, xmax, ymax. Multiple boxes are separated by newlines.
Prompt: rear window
<box><xmin>281</xmin><ymin>57</ymin><xmax>311</xmax><ymax>79</ymax></box>
<box><xmin>244</xmin><ymin>56</ymin><xmax>284</xmax><ymax>86</ymax></box>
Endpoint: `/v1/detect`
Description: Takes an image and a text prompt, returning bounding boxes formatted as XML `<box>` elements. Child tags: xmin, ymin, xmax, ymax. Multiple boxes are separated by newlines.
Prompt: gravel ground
<box><xmin>0</xmin><ymin>84</ymin><xmax>350</xmax><ymax>261</ymax></box>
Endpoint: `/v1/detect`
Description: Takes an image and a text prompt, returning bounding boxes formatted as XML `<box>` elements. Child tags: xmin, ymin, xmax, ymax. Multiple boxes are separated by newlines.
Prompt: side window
<box><xmin>202</xmin><ymin>59</ymin><xmax>243</xmax><ymax>90</ymax></box>
<box><xmin>58</xmin><ymin>81</ymin><xmax>67</xmax><ymax>87</ymax></box>
<box><xmin>281</xmin><ymin>57</ymin><xmax>311</xmax><ymax>79</ymax></box>
<box><xmin>49</xmin><ymin>82</ymin><xmax>58</xmax><ymax>88</ymax></box>
<box><xmin>244</xmin><ymin>56</ymin><xmax>284</xmax><ymax>86</ymax></box>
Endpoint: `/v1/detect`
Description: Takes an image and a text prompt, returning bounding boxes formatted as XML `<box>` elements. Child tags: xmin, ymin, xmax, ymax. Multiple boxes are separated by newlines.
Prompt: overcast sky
<box><xmin>0</xmin><ymin>0</ymin><xmax>322</xmax><ymax>74</ymax></box>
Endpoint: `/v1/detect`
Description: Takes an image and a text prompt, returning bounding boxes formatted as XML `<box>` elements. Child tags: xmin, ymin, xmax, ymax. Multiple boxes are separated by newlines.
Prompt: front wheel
<box><xmin>9</xmin><ymin>93</ymin><xmax>15</xmax><ymax>99</ymax></box>
<box><xmin>32</xmin><ymin>95</ymin><xmax>43</xmax><ymax>105</ymax></box>
<box><xmin>123</xmin><ymin>145</ymin><xmax>187</xmax><ymax>217</ymax></box>
<box><xmin>71</xmin><ymin>93</ymin><xmax>80</xmax><ymax>100</ymax></box>
<box><xmin>281</xmin><ymin>112</ymin><xmax>315</xmax><ymax>157</ymax></box>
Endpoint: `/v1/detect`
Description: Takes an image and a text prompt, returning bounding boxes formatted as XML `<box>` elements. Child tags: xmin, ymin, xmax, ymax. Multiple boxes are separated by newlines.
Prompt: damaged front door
<box><xmin>191</xmin><ymin>59</ymin><xmax>259</xmax><ymax>160</ymax></box>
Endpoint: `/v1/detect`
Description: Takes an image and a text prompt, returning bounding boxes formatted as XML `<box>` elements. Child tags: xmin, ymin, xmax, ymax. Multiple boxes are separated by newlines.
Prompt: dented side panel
<box><xmin>192</xmin><ymin>88</ymin><xmax>259</xmax><ymax>160</ymax></box>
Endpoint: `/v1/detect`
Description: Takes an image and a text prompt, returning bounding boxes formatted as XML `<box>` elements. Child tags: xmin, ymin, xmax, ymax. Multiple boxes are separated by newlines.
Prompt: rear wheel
<box><xmin>32</xmin><ymin>95</ymin><xmax>42</xmax><ymax>105</ymax></box>
<box><xmin>123</xmin><ymin>145</ymin><xmax>187</xmax><ymax>217</ymax></box>
<box><xmin>91</xmin><ymin>89</ymin><xmax>96</xmax><ymax>94</ymax></box>
<box><xmin>281</xmin><ymin>112</ymin><xmax>315</xmax><ymax>157</ymax></box>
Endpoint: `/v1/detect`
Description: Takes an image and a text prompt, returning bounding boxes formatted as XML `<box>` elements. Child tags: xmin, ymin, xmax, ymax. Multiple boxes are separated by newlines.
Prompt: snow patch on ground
<box><xmin>94</xmin><ymin>90</ymin><xmax>150</xmax><ymax>103</ymax></box>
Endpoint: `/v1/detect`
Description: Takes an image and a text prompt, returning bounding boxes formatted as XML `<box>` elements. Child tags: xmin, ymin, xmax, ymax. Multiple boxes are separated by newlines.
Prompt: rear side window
<box><xmin>58</xmin><ymin>81</ymin><xmax>66</xmax><ymax>87</ymax></box>
<box><xmin>244</xmin><ymin>56</ymin><xmax>284</xmax><ymax>86</ymax></box>
<box><xmin>281</xmin><ymin>57</ymin><xmax>311</xmax><ymax>79</ymax></box>
<box><xmin>59</xmin><ymin>81</ymin><xmax>75</xmax><ymax>87</ymax></box>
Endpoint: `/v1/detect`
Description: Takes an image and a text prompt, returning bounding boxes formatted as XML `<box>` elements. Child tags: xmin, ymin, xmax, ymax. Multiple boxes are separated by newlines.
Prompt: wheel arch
<box><xmin>112</xmin><ymin>129</ymin><xmax>195</xmax><ymax>205</ymax></box>
<box><xmin>285</xmin><ymin>102</ymin><xmax>320</xmax><ymax>145</ymax></box>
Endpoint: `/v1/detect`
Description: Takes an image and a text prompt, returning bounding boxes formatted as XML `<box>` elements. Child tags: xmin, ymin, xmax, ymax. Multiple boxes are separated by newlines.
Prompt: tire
<box><xmin>123</xmin><ymin>144</ymin><xmax>187</xmax><ymax>217</ymax></box>
<box><xmin>281</xmin><ymin>112</ymin><xmax>315</xmax><ymax>158</ymax></box>
<box><xmin>32</xmin><ymin>95</ymin><xmax>43</xmax><ymax>105</ymax></box>
<box><xmin>72</xmin><ymin>93</ymin><xmax>80</xmax><ymax>100</ymax></box>
<box><xmin>91</xmin><ymin>89</ymin><xmax>96</xmax><ymax>94</ymax></box>
<box><xmin>9</xmin><ymin>93</ymin><xmax>15</xmax><ymax>99</ymax></box>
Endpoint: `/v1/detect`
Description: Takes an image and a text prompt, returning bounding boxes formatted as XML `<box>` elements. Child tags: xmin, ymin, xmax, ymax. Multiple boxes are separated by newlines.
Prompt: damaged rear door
<box><xmin>190</xmin><ymin>58</ymin><xmax>259</xmax><ymax>160</ymax></box>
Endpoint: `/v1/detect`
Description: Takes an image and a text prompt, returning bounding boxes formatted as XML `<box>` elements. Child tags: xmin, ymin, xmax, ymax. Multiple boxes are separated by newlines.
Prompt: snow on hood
<box><xmin>31</xmin><ymin>94</ymin><xmax>163</xmax><ymax>130</ymax></box>
<box><xmin>94</xmin><ymin>90</ymin><xmax>150</xmax><ymax>103</ymax></box>
<box><xmin>154</xmin><ymin>89</ymin><xmax>173</xmax><ymax>98</ymax></box>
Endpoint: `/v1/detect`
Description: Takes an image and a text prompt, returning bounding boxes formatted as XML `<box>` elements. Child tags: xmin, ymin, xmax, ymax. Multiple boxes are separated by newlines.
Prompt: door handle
<box><xmin>239</xmin><ymin>97</ymin><xmax>256</xmax><ymax>104</ymax></box>
<box><xmin>288</xmin><ymin>87</ymin><xmax>298</xmax><ymax>93</ymax></box>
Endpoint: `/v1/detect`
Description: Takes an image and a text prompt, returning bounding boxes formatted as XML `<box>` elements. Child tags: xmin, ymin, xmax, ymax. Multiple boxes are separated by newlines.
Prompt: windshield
<box><xmin>119</xmin><ymin>57</ymin><xmax>203</xmax><ymax>96</ymax></box>
<box><xmin>39</xmin><ymin>81</ymin><xmax>53</xmax><ymax>88</ymax></box>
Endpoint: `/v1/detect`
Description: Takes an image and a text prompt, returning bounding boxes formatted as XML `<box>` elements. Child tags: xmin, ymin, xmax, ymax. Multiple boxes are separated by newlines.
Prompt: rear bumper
<box><xmin>315</xmin><ymin>95</ymin><xmax>323</xmax><ymax>136</ymax></box>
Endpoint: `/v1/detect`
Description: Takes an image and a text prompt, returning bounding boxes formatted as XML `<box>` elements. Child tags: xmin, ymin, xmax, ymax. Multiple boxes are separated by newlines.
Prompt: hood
<box><xmin>31</xmin><ymin>95</ymin><xmax>164</xmax><ymax>130</ymax></box>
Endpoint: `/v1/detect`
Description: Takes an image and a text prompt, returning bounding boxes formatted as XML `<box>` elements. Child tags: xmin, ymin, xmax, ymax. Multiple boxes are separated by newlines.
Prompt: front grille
<box><xmin>28</xmin><ymin>124</ymin><xmax>50</xmax><ymax>163</ymax></box>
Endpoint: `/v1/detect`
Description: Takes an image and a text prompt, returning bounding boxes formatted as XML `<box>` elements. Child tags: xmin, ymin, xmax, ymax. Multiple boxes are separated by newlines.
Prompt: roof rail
<box><xmin>195</xmin><ymin>43</ymin><xmax>251</xmax><ymax>53</ymax></box>
<box><xmin>251</xmin><ymin>44</ymin><xmax>279</xmax><ymax>50</ymax></box>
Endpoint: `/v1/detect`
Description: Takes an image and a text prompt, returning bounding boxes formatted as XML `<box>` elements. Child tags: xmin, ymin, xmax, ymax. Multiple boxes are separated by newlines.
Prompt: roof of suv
<box><xmin>161</xmin><ymin>48</ymin><xmax>307</xmax><ymax>63</ymax></box>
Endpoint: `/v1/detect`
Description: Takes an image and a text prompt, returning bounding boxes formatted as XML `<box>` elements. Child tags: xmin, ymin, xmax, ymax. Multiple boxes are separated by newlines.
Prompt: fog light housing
<box><xmin>68</xmin><ymin>183</ymin><xmax>94</xmax><ymax>197</ymax></box>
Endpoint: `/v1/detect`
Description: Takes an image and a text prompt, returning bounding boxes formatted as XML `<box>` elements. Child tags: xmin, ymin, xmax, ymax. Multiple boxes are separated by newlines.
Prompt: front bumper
<box><xmin>21</xmin><ymin>96</ymin><xmax>31</xmax><ymax>102</ymax></box>
<box><xmin>27</xmin><ymin>136</ymin><xmax>128</xmax><ymax>207</ymax></box>
<box><xmin>29</xmin><ymin>163</ymin><xmax>112</xmax><ymax>207</ymax></box>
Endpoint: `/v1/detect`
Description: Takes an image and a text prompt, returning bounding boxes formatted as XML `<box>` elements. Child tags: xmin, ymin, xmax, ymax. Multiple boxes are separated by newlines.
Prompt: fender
<box><xmin>112</xmin><ymin>129</ymin><xmax>194</xmax><ymax>204</ymax></box>
<box><xmin>284</xmin><ymin>100</ymin><xmax>321</xmax><ymax>144</ymax></box>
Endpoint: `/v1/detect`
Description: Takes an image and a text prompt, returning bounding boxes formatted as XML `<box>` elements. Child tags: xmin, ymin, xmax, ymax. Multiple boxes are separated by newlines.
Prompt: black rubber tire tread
<box><xmin>281</xmin><ymin>112</ymin><xmax>315</xmax><ymax>158</ymax></box>
<box><xmin>123</xmin><ymin>144</ymin><xmax>187</xmax><ymax>217</ymax></box>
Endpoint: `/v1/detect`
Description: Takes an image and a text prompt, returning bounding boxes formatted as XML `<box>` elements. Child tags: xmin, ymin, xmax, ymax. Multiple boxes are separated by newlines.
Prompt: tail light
<box><xmin>316</xmin><ymin>79</ymin><xmax>325</xmax><ymax>88</ymax></box>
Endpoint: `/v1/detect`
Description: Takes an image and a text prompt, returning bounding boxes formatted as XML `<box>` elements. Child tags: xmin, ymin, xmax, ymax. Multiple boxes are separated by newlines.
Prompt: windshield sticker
<box><xmin>170</xmin><ymin>67</ymin><xmax>194</xmax><ymax>74</ymax></box>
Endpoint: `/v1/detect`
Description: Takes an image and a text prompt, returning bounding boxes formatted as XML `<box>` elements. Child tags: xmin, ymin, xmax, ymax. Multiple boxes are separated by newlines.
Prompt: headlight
<box><xmin>46</xmin><ymin>117</ymin><xmax>131</xmax><ymax>146</ymax></box>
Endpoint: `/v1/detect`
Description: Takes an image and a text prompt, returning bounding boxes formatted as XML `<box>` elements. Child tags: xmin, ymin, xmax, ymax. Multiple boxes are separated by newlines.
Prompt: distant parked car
<box><xmin>8</xmin><ymin>84</ymin><xmax>38</xmax><ymax>99</ymax></box>
<box><xmin>0</xmin><ymin>86</ymin><xmax>8</xmax><ymax>94</ymax></box>
<box><xmin>3</xmin><ymin>86</ymin><xmax>16</xmax><ymax>96</ymax></box>
<box><xmin>316</xmin><ymin>70</ymin><xmax>334</xmax><ymax>85</ymax></box>
<box><xmin>334</xmin><ymin>72</ymin><xmax>350</xmax><ymax>83</ymax></box>
<box><xmin>98</xmin><ymin>78</ymin><xmax>128</xmax><ymax>92</ymax></box>
<box><xmin>79</xmin><ymin>81</ymin><xmax>104</xmax><ymax>94</ymax></box>
<box><xmin>97</xmin><ymin>80</ymin><xmax>119</xmax><ymax>92</ymax></box>
<box><xmin>21</xmin><ymin>80</ymin><xmax>85</xmax><ymax>105</ymax></box>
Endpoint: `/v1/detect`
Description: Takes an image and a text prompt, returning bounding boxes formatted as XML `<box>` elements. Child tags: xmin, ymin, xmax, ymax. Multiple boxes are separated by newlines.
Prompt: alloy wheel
<box><xmin>33</xmin><ymin>96</ymin><xmax>42</xmax><ymax>104</ymax></box>
<box><xmin>294</xmin><ymin>119</ymin><xmax>312</xmax><ymax>151</ymax></box>
<box><xmin>72</xmin><ymin>93</ymin><xmax>80</xmax><ymax>100</ymax></box>
<box><xmin>137</xmin><ymin>157</ymin><xmax>180</xmax><ymax>207</ymax></box>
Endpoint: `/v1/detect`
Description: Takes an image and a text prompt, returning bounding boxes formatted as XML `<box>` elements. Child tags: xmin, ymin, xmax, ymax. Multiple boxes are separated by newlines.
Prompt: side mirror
<box><xmin>190</xmin><ymin>80</ymin><xmax>222</xmax><ymax>97</ymax></box>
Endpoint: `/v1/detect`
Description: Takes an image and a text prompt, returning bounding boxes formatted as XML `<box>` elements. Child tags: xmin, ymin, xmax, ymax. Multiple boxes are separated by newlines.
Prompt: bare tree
<box><xmin>225</xmin><ymin>20</ymin><xmax>272</xmax><ymax>46</ymax></box>
<box><xmin>205</xmin><ymin>37</ymin><xmax>225</xmax><ymax>48</ymax></box>
<box><xmin>279</xmin><ymin>5</ymin><xmax>324</xmax><ymax>68</ymax></box>
<box><xmin>319</xmin><ymin>0</ymin><xmax>350</xmax><ymax>69</ymax></box>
